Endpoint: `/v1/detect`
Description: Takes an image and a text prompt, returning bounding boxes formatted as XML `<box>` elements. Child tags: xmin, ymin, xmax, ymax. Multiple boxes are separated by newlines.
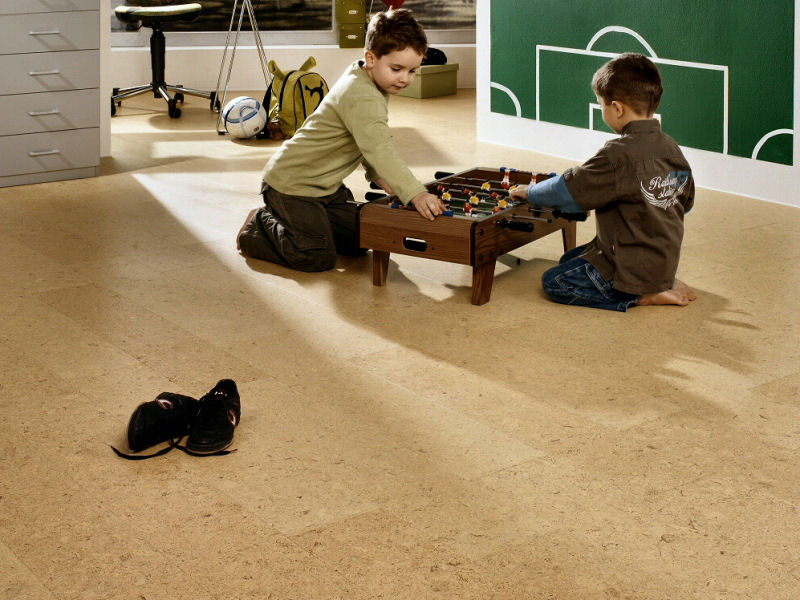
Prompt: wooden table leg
<box><xmin>471</xmin><ymin>259</ymin><xmax>496</xmax><ymax>305</ymax></box>
<box><xmin>561</xmin><ymin>221</ymin><xmax>577</xmax><ymax>252</ymax></box>
<box><xmin>372</xmin><ymin>250</ymin><xmax>390</xmax><ymax>286</ymax></box>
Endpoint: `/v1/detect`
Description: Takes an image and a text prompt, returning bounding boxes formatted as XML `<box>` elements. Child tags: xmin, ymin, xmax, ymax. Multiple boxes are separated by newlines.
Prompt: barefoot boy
<box><xmin>510</xmin><ymin>53</ymin><xmax>696</xmax><ymax>311</ymax></box>
<box><xmin>237</xmin><ymin>9</ymin><xmax>442</xmax><ymax>272</ymax></box>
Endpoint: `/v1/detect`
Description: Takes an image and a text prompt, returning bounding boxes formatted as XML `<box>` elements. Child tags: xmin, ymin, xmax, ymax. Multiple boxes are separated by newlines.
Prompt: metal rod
<box><xmin>214</xmin><ymin>0</ymin><xmax>273</xmax><ymax>134</ymax></box>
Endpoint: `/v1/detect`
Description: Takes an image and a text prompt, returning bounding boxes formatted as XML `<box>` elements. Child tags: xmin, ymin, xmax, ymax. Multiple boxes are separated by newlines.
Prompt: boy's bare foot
<box><xmin>237</xmin><ymin>208</ymin><xmax>259</xmax><ymax>252</ymax></box>
<box><xmin>637</xmin><ymin>279</ymin><xmax>697</xmax><ymax>306</ymax></box>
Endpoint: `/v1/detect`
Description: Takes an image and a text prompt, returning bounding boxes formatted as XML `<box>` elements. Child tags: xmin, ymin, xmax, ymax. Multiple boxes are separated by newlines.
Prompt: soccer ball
<box><xmin>222</xmin><ymin>96</ymin><xmax>267</xmax><ymax>139</ymax></box>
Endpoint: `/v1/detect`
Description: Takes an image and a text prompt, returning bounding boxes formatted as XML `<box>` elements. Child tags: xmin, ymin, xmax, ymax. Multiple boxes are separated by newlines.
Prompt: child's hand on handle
<box><xmin>411</xmin><ymin>191</ymin><xmax>444</xmax><ymax>221</ymax></box>
<box><xmin>509</xmin><ymin>185</ymin><xmax>529</xmax><ymax>203</ymax></box>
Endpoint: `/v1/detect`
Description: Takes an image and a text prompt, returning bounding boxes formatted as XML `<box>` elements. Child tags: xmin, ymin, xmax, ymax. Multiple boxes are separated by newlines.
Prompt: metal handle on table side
<box><xmin>29</xmin><ymin>30</ymin><xmax>61</xmax><ymax>35</ymax></box>
<box><xmin>28</xmin><ymin>109</ymin><xmax>61</xmax><ymax>117</ymax></box>
<box><xmin>28</xmin><ymin>149</ymin><xmax>61</xmax><ymax>157</ymax></box>
<box><xmin>403</xmin><ymin>237</ymin><xmax>428</xmax><ymax>252</ymax></box>
<box><xmin>29</xmin><ymin>69</ymin><xmax>61</xmax><ymax>76</ymax></box>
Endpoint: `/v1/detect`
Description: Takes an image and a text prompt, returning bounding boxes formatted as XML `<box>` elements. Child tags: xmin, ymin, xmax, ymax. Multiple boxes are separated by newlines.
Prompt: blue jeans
<box><xmin>541</xmin><ymin>245</ymin><xmax>639</xmax><ymax>312</ymax></box>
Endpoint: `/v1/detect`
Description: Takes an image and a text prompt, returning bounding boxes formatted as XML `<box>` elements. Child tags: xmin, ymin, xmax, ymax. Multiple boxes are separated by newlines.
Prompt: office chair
<box><xmin>111</xmin><ymin>1</ymin><xmax>218</xmax><ymax>118</ymax></box>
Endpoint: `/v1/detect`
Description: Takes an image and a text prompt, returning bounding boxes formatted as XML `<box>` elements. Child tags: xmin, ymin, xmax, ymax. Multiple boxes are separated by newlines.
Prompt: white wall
<box><xmin>108</xmin><ymin>43</ymin><xmax>475</xmax><ymax>96</ymax></box>
<box><xmin>476</xmin><ymin>0</ymin><xmax>800</xmax><ymax>208</ymax></box>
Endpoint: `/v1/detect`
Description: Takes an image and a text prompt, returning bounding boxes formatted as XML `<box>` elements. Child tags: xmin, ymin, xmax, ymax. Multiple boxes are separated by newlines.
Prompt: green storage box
<box><xmin>397</xmin><ymin>63</ymin><xmax>459</xmax><ymax>98</ymax></box>
<box><xmin>336</xmin><ymin>0</ymin><xmax>365</xmax><ymax>23</ymax></box>
<box><xmin>338</xmin><ymin>23</ymin><xmax>365</xmax><ymax>48</ymax></box>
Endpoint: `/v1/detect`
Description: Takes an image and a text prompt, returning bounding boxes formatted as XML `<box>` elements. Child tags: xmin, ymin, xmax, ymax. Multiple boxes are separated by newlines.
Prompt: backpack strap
<box><xmin>263</xmin><ymin>80</ymin><xmax>277</xmax><ymax>119</ymax></box>
<box><xmin>278</xmin><ymin>70</ymin><xmax>297</xmax><ymax>116</ymax></box>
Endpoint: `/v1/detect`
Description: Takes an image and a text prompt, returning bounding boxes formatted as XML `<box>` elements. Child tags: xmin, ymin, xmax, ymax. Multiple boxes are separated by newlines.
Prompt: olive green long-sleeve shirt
<box><xmin>261</xmin><ymin>61</ymin><xmax>426</xmax><ymax>205</ymax></box>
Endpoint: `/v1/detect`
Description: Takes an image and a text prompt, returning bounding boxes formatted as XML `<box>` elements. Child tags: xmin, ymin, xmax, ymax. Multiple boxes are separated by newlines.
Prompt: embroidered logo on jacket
<box><xmin>640</xmin><ymin>170</ymin><xmax>690</xmax><ymax>209</ymax></box>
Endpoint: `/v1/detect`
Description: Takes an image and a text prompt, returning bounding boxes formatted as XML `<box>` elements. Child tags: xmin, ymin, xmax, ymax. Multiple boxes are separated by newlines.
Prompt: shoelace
<box><xmin>110</xmin><ymin>438</ymin><xmax>183</xmax><ymax>460</ymax></box>
<box><xmin>110</xmin><ymin>437</ymin><xmax>236</xmax><ymax>460</ymax></box>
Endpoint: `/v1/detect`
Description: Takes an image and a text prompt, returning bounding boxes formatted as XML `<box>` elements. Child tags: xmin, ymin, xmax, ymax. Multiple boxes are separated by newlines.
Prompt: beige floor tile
<box><xmin>753</xmin><ymin>370</ymin><xmax>800</xmax><ymax>404</ymax></box>
<box><xmin>291</xmin><ymin>509</ymin><xmax>525</xmax><ymax>599</ymax></box>
<box><xmin>0</xmin><ymin>541</ymin><xmax>56</xmax><ymax>600</ymax></box>
<box><xmin>33</xmin><ymin>282</ymin><xmax>265</xmax><ymax>385</ymax></box>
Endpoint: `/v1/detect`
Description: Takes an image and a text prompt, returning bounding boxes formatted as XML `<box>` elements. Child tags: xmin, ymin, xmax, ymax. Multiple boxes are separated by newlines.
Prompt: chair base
<box><xmin>111</xmin><ymin>22</ymin><xmax>219</xmax><ymax>119</ymax></box>
<box><xmin>112</xmin><ymin>83</ymin><xmax>216</xmax><ymax>119</ymax></box>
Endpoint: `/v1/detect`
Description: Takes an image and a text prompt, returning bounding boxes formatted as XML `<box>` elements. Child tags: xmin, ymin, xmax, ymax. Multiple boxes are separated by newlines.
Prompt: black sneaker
<box><xmin>185</xmin><ymin>379</ymin><xmax>241</xmax><ymax>455</ymax></box>
<box><xmin>111</xmin><ymin>392</ymin><xmax>199</xmax><ymax>459</ymax></box>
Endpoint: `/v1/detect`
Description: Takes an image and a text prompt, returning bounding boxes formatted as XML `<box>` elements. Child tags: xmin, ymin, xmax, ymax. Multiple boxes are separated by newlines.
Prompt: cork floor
<box><xmin>1</xmin><ymin>89</ymin><xmax>798</xmax><ymax>600</ymax></box>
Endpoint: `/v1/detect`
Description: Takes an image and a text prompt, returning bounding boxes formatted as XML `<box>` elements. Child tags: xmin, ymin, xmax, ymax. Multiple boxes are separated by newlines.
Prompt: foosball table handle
<box><xmin>551</xmin><ymin>209</ymin><xmax>588</xmax><ymax>222</ymax></box>
<box><xmin>497</xmin><ymin>218</ymin><xmax>535</xmax><ymax>232</ymax></box>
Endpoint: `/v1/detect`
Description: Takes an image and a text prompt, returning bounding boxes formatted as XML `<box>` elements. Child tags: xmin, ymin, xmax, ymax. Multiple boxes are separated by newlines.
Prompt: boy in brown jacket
<box><xmin>511</xmin><ymin>53</ymin><xmax>696</xmax><ymax>311</ymax></box>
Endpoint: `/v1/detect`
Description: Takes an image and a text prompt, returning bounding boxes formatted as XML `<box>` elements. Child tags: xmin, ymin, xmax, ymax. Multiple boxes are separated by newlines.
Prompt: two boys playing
<box><xmin>238</xmin><ymin>9</ymin><xmax>696</xmax><ymax>312</ymax></box>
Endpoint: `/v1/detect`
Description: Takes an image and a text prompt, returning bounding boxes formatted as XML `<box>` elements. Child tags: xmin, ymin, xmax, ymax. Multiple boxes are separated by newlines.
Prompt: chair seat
<box><xmin>115</xmin><ymin>3</ymin><xmax>202</xmax><ymax>25</ymax></box>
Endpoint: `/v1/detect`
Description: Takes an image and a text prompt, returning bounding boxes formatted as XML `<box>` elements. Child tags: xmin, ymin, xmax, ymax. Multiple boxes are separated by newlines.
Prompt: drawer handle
<box><xmin>29</xmin><ymin>69</ymin><xmax>61</xmax><ymax>76</ymax></box>
<box><xmin>28</xmin><ymin>109</ymin><xmax>61</xmax><ymax>116</ymax></box>
<box><xmin>29</xmin><ymin>30</ymin><xmax>61</xmax><ymax>35</ymax></box>
<box><xmin>403</xmin><ymin>237</ymin><xmax>428</xmax><ymax>252</ymax></box>
<box><xmin>28</xmin><ymin>149</ymin><xmax>61</xmax><ymax>157</ymax></box>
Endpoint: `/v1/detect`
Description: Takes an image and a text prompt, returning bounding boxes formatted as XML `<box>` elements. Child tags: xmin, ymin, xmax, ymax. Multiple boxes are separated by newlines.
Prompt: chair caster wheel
<box><xmin>175</xmin><ymin>92</ymin><xmax>184</xmax><ymax>103</ymax></box>
<box><xmin>111</xmin><ymin>97</ymin><xmax>117</xmax><ymax>116</ymax></box>
<box><xmin>168</xmin><ymin>98</ymin><xmax>181</xmax><ymax>118</ymax></box>
<box><xmin>210</xmin><ymin>91</ymin><xmax>220</xmax><ymax>111</ymax></box>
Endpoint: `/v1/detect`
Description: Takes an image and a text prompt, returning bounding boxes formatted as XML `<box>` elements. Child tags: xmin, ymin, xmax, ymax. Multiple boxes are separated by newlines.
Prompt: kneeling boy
<box><xmin>237</xmin><ymin>9</ymin><xmax>443</xmax><ymax>272</ymax></box>
<box><xmin>510</xmin><ymin>53</ymin><xmax>697</xmax><ymax>311</ymax></box>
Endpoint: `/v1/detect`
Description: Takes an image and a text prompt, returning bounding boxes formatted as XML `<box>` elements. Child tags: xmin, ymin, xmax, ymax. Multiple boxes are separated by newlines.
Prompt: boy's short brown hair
<box><xmin>365</xmin><ymin>8</ymin><xmax>428</xmax><ymax>58</ymax></box>
<box><xmin>592</xmin><ymin>53</ymin><xmax>663</xmax><ymax>116</ymax></box>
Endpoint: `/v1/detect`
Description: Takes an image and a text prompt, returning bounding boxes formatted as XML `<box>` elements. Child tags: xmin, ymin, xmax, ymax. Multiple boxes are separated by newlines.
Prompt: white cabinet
<box><xmin>0</xmin><ymin>1</ymin><xmax>100</xmax><ymax>187</ymax></box>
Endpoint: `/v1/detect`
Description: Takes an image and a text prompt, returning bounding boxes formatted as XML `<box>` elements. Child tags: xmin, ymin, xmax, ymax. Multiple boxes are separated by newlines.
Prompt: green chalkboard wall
<box><xmin>490</xmin><ymin>1</ymin><xmax>794</xmax><ymax>165</ymax></box>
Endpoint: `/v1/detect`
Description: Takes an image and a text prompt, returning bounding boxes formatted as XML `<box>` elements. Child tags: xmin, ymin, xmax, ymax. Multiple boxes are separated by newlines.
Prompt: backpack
<box><xmin>260</xmin><ymin>56</ymin><xmax>328</xmax><ymax>140</ymax></box>
<box><xmin>423</xmin><ymin>47</ymin><xmax>448</xmax><ymax>65</ymax></box>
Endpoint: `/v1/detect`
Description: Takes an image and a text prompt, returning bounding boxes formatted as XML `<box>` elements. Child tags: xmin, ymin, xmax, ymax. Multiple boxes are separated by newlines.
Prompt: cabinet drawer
<box><xmin>0</xmin><ymin>50</ymin><xmax>98</xmax><ymax>94</ymax></box>
<box><xmin>0</xmin><ymin>0</ymin><xmax>97</xmax><ymax>15</ymax></box>
<box><xmin>0</xmin><ymin>11</ymin><xmax>98</xmax><ymax>54</ymax></box>
<box><xmin>0</xmin><ymin>128</ymin><xmax>99</xmax><ymax>177</ymax></box>
<box><xmin>0</xmin><ymin>89</ymin><xmax>99</xmax><ymax>136</ymax></box>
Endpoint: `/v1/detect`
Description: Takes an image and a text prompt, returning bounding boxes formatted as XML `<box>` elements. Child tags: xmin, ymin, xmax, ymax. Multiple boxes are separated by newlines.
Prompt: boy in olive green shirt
<box><xmin>237</xmin><ymin>9</ymin><xmax>442</xmax><ymax>272</ymax></box>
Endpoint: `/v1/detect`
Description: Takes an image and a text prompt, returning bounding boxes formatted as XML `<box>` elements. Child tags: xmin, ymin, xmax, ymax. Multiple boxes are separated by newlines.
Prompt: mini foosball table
<box><xmin>359</xmin><ymin>166</ymin><xmax>584</xmax><ymax>305</ymax></box>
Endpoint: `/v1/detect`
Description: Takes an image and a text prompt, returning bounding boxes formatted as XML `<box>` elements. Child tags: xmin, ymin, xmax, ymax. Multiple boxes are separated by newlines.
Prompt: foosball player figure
<box><xmin>501</xmin><ymin>168</ymin><xmax>511</xmax><ymax>190</ymax></box>
<box><xmin>508</xmin><ymin>53</ymin><xmax>697</xmax><ymax>311</ymax></box>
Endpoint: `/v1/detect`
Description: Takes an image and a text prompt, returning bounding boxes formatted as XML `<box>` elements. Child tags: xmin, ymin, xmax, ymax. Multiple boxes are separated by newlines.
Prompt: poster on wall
<box><xmin>110</xmin><ymin>0</ymin><xmax>475</xmax><ymax>32</ymax></box>
<box><xmin>490</xmin><ymin>0</ymin><xmax>794</xmax><ymax>166</ymax></box>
